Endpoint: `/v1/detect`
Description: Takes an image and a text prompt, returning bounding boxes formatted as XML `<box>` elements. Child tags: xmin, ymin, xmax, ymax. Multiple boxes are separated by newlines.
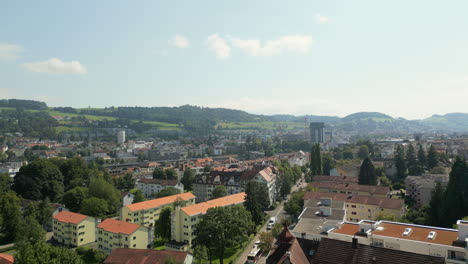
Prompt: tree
<box><xmin>427</xmin><ymin>145</ymin><xmax>439</xmax><ymax>169</ymax></box>
<box><xmin>271</xmin><ymin>223</ymin><xmax>283</xmax><ymax>238</ymax></box>
<box><xmin>358</xmin><ymin>145</ymin><xmax>370</xmax><ymax>159</ymax></box>
<box><xmin>244</xmin><ymin>181</ymin><xmax>269</xmax><ymax>225</ymax></box>
<box><xmin>133</xmin><ymin>189</ymin><xmax>146</xmax><ymax>203</ymax></box>
<box><xmin>211</xmin><ymin>185</ymin><xmax>227</xmax><ymax>199</ymax></box>
<box><xmin>181</xmin><ymin>168</ymin><xmax>195</xmax><ymax>191</ymax></box>
<box><xmin>258</xmin><ymin>231</ymin><xmax>274</xmax><ymax>253</ymax></box>
<box><xmin>417</xmin><ymin>144</ymin><xmax>427</xmax><ymax>168</ymax></box>
<box><xmin>193</xmin><ymin>245</ymin><xmax>209</xmax><ymax>264</ymax></box>
<box><xmin>76</xmin><ymin>247</ymin><xmax>106</xmax><ymax>264</ymax></box>
<box><xmin>310</xmin><ymin>144</ymin><xmax>322</xmax><ymax>175</ymax></box>
<box><xmin>440</xmin><ymin>157</ymin><xmax>468</xmax><ymax>227</ymax></box>
<box><xmin>155</xmin><ymin>206</ymin><xmax>172</xmax><ymax>240</ymax></box>
<box><xmin>406</xmin><ymin>145</ymin><xmax>423</xmax><ymax>176</ymax></box>
<box><xmin>122</xmin><ymin>173</ymin><xmax>136</xmax><ymax>189</ymax></box>
<box><xmin>153</xmin><ymin>168</ymin><xmax>166</xmax><ymax>179</ymax></box>
<box><xmin>13</xmin><ymin>158</ymin><xmax>64</xmax><ymax>202</ymax></box>
<box><xmin>427</xmin><ymin>182</ymin><xmax>445</xmax><ymax>226</ymax></box>
<box><xmin>15</xmin><ymin>215</ymin><xmax>46</xmax><ymax>245</ymax></box>
<box><xmin>359</xmin><ymin>158</ymin><xmax>377</xmax><ymax>185</ymax></box>
<box><xmin>88</xmin><ymin>176</ymin><xmax>121</xmax><ymax>213</ymax></box>
<box><xmin>165</xmin><ymin>168</ymin><xmax>178</xmax><ymax>180</ymax></box>
<box><xmin>193</xmin><ymin>205</ymin><xmax>254</xmax><ymax>264</ymax></box>
<box><xmin>395</xmin><ymin>145</ymin><xmax>407</xmax><ymax>179</ymax></box>
<box><xmin>156</xmin><ymin>187</ymin><xmax>181</xmax><ymax>198</ymax></box>
<box><xmin>322</xmin><ymin>153</ymin><xmax>335</xmax><ymax>176</ymax></box>
<box><xmin>63</xmin><ymin>187</ymin><xmax>89</xmax><ymax>212</ymax></box>
<box><xmin>37</xmin><ymin>197</ymin><xmax>54</xmax><ymax>227</ymax></box>
<box><xmin>0</xmin><ymin>191</ymin><xmax>21</xmax><ymax>242</ymax></box>
<box><xmin>80</xmin><ymin>197</ymin><xmax>109</xmax><ymax>218</ymax></box>
<box><xmin>203</xmin><ymin>165</ymin><xmax>212</xmax><ymax>172</ymax></box>
<box><xmin>15</xmin><ymin>242</ymin><xmax>84</xmax><ymax>264</ymax></box>
<box><xmin>0</xmin><ymin>172</ymin><xmax>11</xmax><ymax>193</ymax></box>
<box><xmin>284</xmin><ymin>191</ymin><xmax>305</xmax><ymax>217</ymax></box>
<box><xmin>57</xmin><ymin>157</ymin><xmax>92</xmax><ymax>191</ymax></box>
<box><xmin>343</xmin><ymin>148</ymin><xmax>354</xmax><ymax>160</ymax></box>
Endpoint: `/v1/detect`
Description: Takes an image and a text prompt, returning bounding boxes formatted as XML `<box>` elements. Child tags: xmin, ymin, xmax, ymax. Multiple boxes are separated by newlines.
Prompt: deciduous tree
<box><xmin>211</xmin><ymin>185</ymin><xmax>227</xmax><ymax>199</ymax></box>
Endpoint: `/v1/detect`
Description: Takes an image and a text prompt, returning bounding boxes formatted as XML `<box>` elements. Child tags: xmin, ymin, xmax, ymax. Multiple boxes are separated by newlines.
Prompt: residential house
<box><xmin>405</xmin><ymin>174</ymin><xmax>449</xmax><ymax>207</ymax></box>
<box><xmin>97</xmin><ymin>218</ymin><xmax>150</xmax><ymax>254</ymax></box>
<box><xmin>0</xmin><ymin>254</ymin><xmax>14</xmax><ymax>264</ymax></box>
<box><xmin>121</xmin><ymin>193</ymin><xmax>196</xmax><ymax>227</ymax></box>
<box><xmin>52</xmin><ymin>211</ymin><xmax>96</xmax><ymax>247</ymax></box>
<box><xmin>310</xmin><ymin>182</ymin><xmax>390</xmax><ymax>198</ymax></box>
<box><xmin>168</xmin><ymin>192</ymin><xmax>246</xmax><ymax>251</ymax></box>
<box><xmin>328</xmin><ymin>219</ymin><xmax>468</xmax><ymax>263</ymax></box>
<box><xmin>266</xmin><ymin>226</ymin><xmax>309</xmax><ymax>264</ymax></box>
<box><xmin>136</xmin><ymin>178</ymin><xmax>184</xmax><ymax>198</ymax></box>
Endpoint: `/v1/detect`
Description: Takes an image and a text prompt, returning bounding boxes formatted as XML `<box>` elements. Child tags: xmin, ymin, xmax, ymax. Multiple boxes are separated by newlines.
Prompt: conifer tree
<box><xmin>427</xmin><ymin>145</ymin><xmax>438</xmax><ymax>169</ymax></box>
<box><xmin>359</xmin><ymin>158</ymin><xmax>377</xmax><ymax>185</ymax></box>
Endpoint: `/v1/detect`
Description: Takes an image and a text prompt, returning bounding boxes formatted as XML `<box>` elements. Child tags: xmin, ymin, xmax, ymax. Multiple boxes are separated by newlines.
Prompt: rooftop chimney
<box><xmin>352</xmin><ymin>236</ymin><xmax>358</xmax><ymax>249</ymax></box>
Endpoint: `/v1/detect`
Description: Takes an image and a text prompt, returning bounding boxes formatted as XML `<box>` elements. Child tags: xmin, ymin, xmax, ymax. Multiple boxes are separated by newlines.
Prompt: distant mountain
<box><xmin>342</xmin><ymin>112</ymin><xmax>395</xmax><ymax>122</ymax></box>
<box><xmin>2</xmin><ymin>99</ymin><xmax>468</xmax><ymax>134</ymax></box>
<box><xmin>421</xmin><ymin>113</ymin><xmax>468</xmax><ymax>132</ymax></box>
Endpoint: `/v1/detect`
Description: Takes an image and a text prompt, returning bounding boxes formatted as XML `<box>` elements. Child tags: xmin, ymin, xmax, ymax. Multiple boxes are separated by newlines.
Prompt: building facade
<box><xmin>169</xmin><ymin>192</ymin><xmax>246</xmax><ymax>250</ymax></box>
<box><xmin>329</xmin><ymin>219</ymin><xmax>468</xmax><ymax>263</ymax></box>
<box><xmin>121</xmin><ymin>193</ymin><xmax>196</xmax><ymax>227</ymax></box>
<box><xmin>136</xmin><ymin>178</ymin><xmax>184</xmax><ymax>198</ymax></box>
<box><xmin>310</xmin><ymin>122</ymin><xmax>325</xmax><ymax>144</ymax></box>
<box><xmin>52</xmin><ymin>211</ymin><xmax>96</xmax><ymax>247</ymax></box>
<box><xmin>97</xmin><ymin>218</ymin><xmax>150</xmax><ymax>254</ymax></box>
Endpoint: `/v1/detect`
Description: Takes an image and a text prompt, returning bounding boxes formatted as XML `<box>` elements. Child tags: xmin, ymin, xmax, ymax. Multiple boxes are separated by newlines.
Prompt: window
<box><xmin>351</xmin><ymin>212</ymin><xmax>357</xmax><ymax>215</ymax></box>
<box><xmin>351</xmin><ymin>205</ymin><xmax>356</xmax><ymax>208</ymax></box>
<box><xmin>133</xmin><ymin>244</ymin><xmax>136</xmax><ymax>248</ymax></box>
<box><xmin>368</xmin><ymin>209</ymin><xmax>371</xmax><ymax>212</ymax></box>
<box><xmin>133</xmin><ymin>236</ymin><xmax>136</xmax><ymax>240</ymax></box>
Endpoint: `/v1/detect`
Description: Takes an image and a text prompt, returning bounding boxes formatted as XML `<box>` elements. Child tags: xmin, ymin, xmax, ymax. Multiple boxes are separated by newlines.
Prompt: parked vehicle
<box><xmin>247</xmin><ymin>246</ymin><xmax>262</xmax><ymax>263</ymax></box>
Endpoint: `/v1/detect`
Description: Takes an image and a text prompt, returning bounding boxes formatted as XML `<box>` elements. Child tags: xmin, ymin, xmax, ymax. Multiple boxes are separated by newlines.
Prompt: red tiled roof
<box><xmin>97</xmin><ymin>219</ymin><xmax>141</xmax><ymax>235</ymax></box>
<box><xmin>53</xmin><ymin>211</ymin><xmax>89</xmax><ymax>225</ymax></box>
<box><xmin>310</xmin><ymin>182</ymin><xmax>389</xmax><ymax>195</ymax></box>
<box><xmin>0</xmin><ymin>254</ymin><xmax>13</xmax><ymax>264</ymax></box>
<box><xmin>330</xmin><ymin>222</ymin><xmax>360</xmax><ymax>236</ymax></box>
<box><xmin>313</xmin><ymin>175</ymin><xmax>359</xmax><ymax>184</ymax></box>
<box><xmin>126</xmin><ymin>192</ymin><xmax>195</xmax><ymax>212</ymax></box>
<box><xmin>303</xmin><ymin>192</ymin><xmax>404</xmax><ymax>210</ymax></box>
<box><xmin>372</xmin><ymin>221</ymin><xmax>459</xmax><ymax>247</ymax></box>
<box><xmin>181</xmin><ymin>192</ymin><xmax>246</xmax><ymax>216</ymax></box>
<box><xmin>104</xmin><ymin>248</ymin><xmax>188</xmax><ymax>264</ymax></box>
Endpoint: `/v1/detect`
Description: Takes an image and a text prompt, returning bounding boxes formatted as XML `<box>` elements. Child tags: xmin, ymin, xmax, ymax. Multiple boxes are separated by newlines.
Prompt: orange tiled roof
<box><xmin>53</xmin><ymin>211</ymin><xmax>89</xmax><ymax>225</ymax></box>
<box><xmin>330</xmin><ymin>222</ymin><xmax>360</xmax><ymax>236</ymax></box>
<box><xmin>372</xmin><ymin>221</ymin><xmax>458</xmax><ymax>247</ymax></box>
<box><xmin>97</xmin><ymin>218</ymin><xmax>141</xmax><ymax>235</ymax></box>
<box><xmin>181</xmin><ymin>192</ymin><xmax>246</xmax><ymax>216</ymax></box>
<box><xmin>0</xmin><ymin>253</ymin><xmax>14</xmax><ymax>264</ymax></box>
<box><xmin>125</xmin><ymin>192</ymin><xmax>195</xmax><ymax>212</ymax></box>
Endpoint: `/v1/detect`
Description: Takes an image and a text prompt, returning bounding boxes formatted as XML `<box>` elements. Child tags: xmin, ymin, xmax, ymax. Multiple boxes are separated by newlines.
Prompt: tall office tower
<box><xmin>310</xmin><ymin>122</ymin><xmax>325</xmax><ymax>143</ymax></box>
<box><xmin>117</xmin><ymin>130</ymin><xmax>126</xmax><ymax>144</ymax></box>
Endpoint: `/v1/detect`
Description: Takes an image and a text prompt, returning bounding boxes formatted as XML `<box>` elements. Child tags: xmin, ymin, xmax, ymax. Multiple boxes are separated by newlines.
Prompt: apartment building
<box><xmin>310</xmin><ymin>182</ymin><xmax>390</xmax><ymax>198</ymax></box>
<box><xmin>96</xmin><ymin>218</ymin><xmax>150</xmax><ymax>254</ymax></box>
<box><xmin>303</xmin><ymin>192</ymin><xmax>405</xmax><ymax>222</ymax></box>
<box><xmin>328</xmin><ymin>219</ymin><xmax>468</xmax><ymax>263</ymax></box>
<box><xmin>168</xmin><ymin>192</ymin><xmax>246</xmax><ymax>251</ymax></box>
<box><xmin>193</xmin><ymin>167</ymin><xmax>277</xmax><ymax>205</ymax></box>
<box><xmin>52</xmin><ymin>211</ymin><xmax>96</xmax><ymax>247</ymax></box>
<box><xmin>405</xmin><ymin>174</ymin><xmax>449</xmax><ymax>207</ymax></box>
<box><xmin>121</xmin><ymin>192</ymin><xmax>196</xmax><ymax>227</ymax></box>
<box><xmin>135</xmin><ymin>178</ymin><xmax>184</xmax><ymax>198</ymax></box>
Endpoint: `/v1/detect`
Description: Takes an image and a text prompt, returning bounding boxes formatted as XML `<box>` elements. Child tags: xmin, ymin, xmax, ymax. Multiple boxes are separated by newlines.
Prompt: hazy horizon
<box><xmin>1</xmin><ymin>0</ymin><xmax>467</xmax><ymax>119</ymax></box>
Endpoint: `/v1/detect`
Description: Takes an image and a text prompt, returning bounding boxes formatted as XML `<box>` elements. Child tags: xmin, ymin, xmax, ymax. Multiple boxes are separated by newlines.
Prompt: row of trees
<box><xmin>395</xmin><ymin>144</ymin><xmax>439</xmax><ymax>179</ymax></box>
<box><xmin>427</xmin><ymin>157</ymin><xmax>468</xmax><ymax>227</ymax></box>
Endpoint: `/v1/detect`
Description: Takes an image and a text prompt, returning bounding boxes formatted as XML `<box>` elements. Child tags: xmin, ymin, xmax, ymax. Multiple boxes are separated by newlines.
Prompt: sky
<box><xmin>1</xmin><ymin>0</ymin><xmax>467</xmax><ymax>120</ymax></box>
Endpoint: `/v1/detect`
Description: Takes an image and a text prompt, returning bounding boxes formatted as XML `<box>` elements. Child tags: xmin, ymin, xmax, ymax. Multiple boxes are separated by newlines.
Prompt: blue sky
<box><xmin>1</xmin><ymin>0</ymin><xmax>467</xmax><ymax>119</ymax></box>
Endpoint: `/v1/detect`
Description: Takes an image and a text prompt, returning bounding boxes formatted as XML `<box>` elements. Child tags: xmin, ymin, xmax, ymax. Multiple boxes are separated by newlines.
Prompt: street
<box><xmin>235</xmin><ymin>178</ymin><xmax>307</xmax><ymax>264</ymax></box>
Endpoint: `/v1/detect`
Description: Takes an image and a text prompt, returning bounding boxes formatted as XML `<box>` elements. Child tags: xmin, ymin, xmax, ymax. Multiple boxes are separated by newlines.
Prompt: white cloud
<box><xmin>315</xmin><ymin>14</ymin><xmax>329</xmax><ymax>24</ymax></box>
<box><xmin>169</xmin><ymin>35</ymin><xmax>189</xmax><ymax>48</ymax></box>
<box><xmin>230</xmin><ymin>35</ymin><xmax>313</xmax><ymax>56</ymax></box>
<box><xmin>22</xmin><ymin>58</ymin><xmax>87</xmax><ymax>74</ymax></box>
<box><xmin>0</xmin><ymin>43</ymin><xmax>24</xmax><ymax>60</ymax></box>
<box><xmin>206</xmin><ymin>34</ymin><xmax>231</xmax><ymax>59</ymax></box>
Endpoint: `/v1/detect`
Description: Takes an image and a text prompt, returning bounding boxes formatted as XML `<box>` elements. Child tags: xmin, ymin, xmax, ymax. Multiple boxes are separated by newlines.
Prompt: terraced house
<box><xmin>193</xmin><ymin>166</ymin><xmax>277</xmax><ymax>205</ymax></box>
<box><xmin>121</xmin><ymin>192</ymin><xmax>196</xmax><ymax>227</ymax></box>
<box><xmin>52</xmin><ymin>211</ymin><xmax>96</xmax><ymax>247</ymax></box>
<box><xmin>96</xmin><ymin>218</ymin><xmax>150</xmax><ymax>254</ymax></box>
<box><xmin>167</xmin><ymin>192</ymin><xmax>246</xmax><ymax>251</ymax></box>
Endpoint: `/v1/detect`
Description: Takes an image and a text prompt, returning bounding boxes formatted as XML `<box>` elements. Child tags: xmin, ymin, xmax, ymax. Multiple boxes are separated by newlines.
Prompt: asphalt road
<box><xmin>236</xmin><ymin>178</ymin><xmax>307</xmax><ymax>264</ymax></box>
